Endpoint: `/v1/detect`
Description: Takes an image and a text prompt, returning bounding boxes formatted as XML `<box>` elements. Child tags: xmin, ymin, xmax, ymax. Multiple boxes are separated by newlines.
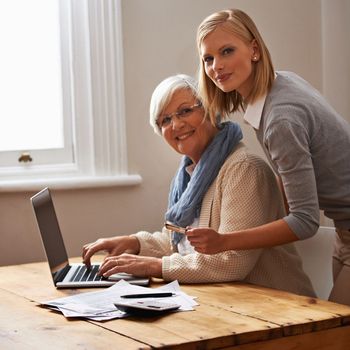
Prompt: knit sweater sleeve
<box><xmin>161</xmin><ymin>150</ymin><xmax>285</xmax><ymax>283</ymax></box>
<box><xmin>132</xmin><ymin>230</ymin><xmax>173</xmax><ymax>258</ymax></box>
<box><xmin>265</xmin><ymin>119</ymin><xmax>320</xmax><ymax>239</ymax></box>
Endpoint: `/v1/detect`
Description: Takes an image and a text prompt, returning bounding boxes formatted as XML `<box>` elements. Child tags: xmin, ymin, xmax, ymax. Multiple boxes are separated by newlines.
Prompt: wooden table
<box><xmin>1</xmin><ymin>260</ymin><xmax>350</xmax><ymax>349</ymax></box>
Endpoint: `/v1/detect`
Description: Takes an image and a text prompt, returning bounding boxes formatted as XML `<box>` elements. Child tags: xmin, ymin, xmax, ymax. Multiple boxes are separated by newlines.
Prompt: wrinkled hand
<box><xmin>82</xmin><ymin>236</ymin><xmax>139</xmax><ymax>268</ymax></box>
<box><xmin>186</xmin><ymin>227</ymin><xmax>225</xmax><ymax>254</ymax></box>
<box><xmin>99</xmin><ymin>254</ymin><xmax>162</xmax><ymax>278</ymax></box>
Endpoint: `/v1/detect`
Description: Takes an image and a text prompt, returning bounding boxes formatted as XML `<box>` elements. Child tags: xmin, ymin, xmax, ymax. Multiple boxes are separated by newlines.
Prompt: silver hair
<box><xmin>149</xmin><ymin>74</ymin><xmax>199</xmax><ymax>134</ymax></box>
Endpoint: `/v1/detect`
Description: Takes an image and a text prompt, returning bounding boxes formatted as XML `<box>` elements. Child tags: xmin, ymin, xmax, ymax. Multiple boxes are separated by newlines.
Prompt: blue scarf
<box><xmin>165</xmin><ymin>121</ymin><xmax>243</xmax><ymax>245</ymax></box>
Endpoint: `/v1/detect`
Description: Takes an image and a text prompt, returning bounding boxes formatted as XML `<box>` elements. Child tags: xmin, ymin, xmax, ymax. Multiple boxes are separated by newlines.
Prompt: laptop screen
<box><xmin>31</xmin><ymin>188</ymin><xmax>70</xmax><ymax>279</ymax></box>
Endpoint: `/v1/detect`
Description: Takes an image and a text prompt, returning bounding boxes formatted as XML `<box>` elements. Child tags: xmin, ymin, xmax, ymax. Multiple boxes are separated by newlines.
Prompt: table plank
<box><xmin>0</xmin><ymin>288</ymin><xmax>149</xmax><ymax>350</ymax></box>
<box><xmin>226</xmin><ymin>325</ymin><xmax>350</xmax><ymax>350</ymax></box>
<box><xmin>0</xmin><ymin>261</ymin><xmax>81</xmax><ymax>301</ymax></box>
<box><xmin>91</xmin><ymin>302</ymin><xmax>281</xmax><ymax>349</ymax></box>
<box><xmin>181</xmin><ymin>283</ymin><xmax>350</xmax><ymax>335</ymax></box>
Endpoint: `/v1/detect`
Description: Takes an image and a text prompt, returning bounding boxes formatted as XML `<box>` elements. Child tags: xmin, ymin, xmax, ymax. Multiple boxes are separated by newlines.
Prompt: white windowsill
<box><xmin>0</xmin><ymin>174</ymin><xmax>142</xmax><ymax>192</ymax></box>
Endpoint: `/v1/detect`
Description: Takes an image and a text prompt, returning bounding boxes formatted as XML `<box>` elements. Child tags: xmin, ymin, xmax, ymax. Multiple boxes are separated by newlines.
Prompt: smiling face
<box><xmin>200</xmin><ymin>24</ymin><xmax>259</xmax><ymax>98</ymax></box>
<box><xmin>160</xmin><ymin>89</ymin><xmax>218</xmax><ymax>164</ymax></box>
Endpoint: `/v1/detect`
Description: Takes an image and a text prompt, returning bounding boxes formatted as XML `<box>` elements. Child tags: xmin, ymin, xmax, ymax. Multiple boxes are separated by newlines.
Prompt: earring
<box><xmin>253</xmin><ymin>56</ymin><xmax>258</xmax><ymax>61</ymax></box>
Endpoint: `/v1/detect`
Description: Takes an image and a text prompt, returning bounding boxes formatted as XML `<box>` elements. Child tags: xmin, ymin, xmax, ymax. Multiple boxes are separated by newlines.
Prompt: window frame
<box><xmin>0</xmin><ymin>0</ymin><xmax>141</xmax><ymax>191</ymax></box>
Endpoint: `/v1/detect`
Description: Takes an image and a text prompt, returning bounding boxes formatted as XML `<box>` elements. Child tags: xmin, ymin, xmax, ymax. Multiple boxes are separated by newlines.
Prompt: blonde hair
<box><xmin>149</xmin><ymin>74</ymin><xmax>200</xmax><ymax>135</ymax></box>
<box><xmin>197</xmin><ymin>9</ymin><xmax>274</xmax><ymax>123</ymax></box>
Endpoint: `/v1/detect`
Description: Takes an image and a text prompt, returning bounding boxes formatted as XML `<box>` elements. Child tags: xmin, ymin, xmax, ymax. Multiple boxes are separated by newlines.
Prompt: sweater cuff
<box><xmin>131</xmin><ymin>231</ymin><xmax>151</xmax><ymax>256</ymax></box>
<box><xmin>161</xmin><ymin>256</ymin><xmax>171</xmax><ymax>280</ymax></box>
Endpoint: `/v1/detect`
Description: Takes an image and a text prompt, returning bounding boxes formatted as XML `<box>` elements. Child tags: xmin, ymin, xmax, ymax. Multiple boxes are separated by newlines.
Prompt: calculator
<box><xmin>114</xmin><ymin>300</ymin><xmax>180</xmax><ymax>316</ymax></box>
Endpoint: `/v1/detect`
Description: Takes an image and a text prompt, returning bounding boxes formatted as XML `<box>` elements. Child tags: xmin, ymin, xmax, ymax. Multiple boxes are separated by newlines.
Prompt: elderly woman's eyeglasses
<box><xmin>157</xmin><ymin>102</ymin><xmax>203</xmax><ymax>129</ymax></box>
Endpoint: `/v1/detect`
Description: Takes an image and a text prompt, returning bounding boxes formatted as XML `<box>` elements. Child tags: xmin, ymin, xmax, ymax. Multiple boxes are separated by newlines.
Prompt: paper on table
<box><xmin>57</xmin><ymin>304</ymin><xmax>125</xmax><ymax>321</ymax></box>
<box><xmin>155</xmin><ymin>280</ymin><xmax>198</xmax><ymax>310</ymax></box>
<box><xmin>41</xmin><ymin>280</ymin><xmax>197</xmax><ymax>321</ymax></box>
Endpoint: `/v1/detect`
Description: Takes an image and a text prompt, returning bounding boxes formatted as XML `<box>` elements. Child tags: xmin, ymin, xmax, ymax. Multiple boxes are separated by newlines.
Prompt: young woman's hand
<box><xmin>186</xmin><ymin>228</ymin><xmax>225</xmax><ymax>254</ymax></box>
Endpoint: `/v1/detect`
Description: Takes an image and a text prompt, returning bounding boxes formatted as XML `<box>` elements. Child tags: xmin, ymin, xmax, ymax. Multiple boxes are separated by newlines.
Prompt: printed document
<box><xmin>41</xmin><ymin>280</ymin><xmax>197</xmax><ymax>321</ymax></box>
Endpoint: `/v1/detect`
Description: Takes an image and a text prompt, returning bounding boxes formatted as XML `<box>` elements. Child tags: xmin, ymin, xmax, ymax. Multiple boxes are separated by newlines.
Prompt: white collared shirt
<box><xmin>244</xmin><ymin>73</ymin><xmax>278</xmax><ymax>130</ymax></box>
<box><xmin>243</xmin><ymin>94</ymin><xmax>267</xmax><ymax>130</ymax></box>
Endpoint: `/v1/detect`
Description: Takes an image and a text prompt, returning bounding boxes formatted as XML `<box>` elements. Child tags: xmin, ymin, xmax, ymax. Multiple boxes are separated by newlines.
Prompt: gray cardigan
<box><xmin>256</xmin><ymin>71</ymin><xmax>350</xmax><ymax>239</ymax></box>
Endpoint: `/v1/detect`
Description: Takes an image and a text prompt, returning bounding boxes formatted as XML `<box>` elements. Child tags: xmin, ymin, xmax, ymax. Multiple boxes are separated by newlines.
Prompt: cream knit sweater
<box><xmin>134</xmin><ymin>143</ymin><xmax>315</xmax><ymax>297</ymax></box>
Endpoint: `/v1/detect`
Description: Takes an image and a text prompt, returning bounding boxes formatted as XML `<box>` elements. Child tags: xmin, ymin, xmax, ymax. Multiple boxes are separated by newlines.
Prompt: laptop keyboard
<box><xmin>70</xmin><ymin>264</ymin><xmax>104</xmax><ymax>282</ymax></box>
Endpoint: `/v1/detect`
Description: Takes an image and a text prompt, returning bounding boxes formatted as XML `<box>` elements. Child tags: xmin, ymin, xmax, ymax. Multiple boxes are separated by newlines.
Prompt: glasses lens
<box><xmin>177</xmin><ymin>107</ymin><xmax>194</xmax><ymax>118</ymax></box>
<box><xmin>159</xmin><ymin>116</ymin><xmax>172</xmax><ymax>128</ymax></box>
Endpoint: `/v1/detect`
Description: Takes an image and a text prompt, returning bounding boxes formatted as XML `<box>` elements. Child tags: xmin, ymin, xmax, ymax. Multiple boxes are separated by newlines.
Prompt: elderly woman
<box><xmin>82</xmin><ymin>74</ymin><xmax>315</xmax><ymax>296</ymax></box>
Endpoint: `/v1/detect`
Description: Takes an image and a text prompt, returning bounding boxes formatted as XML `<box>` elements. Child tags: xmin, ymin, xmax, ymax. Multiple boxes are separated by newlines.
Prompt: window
<box><xmin>0</xmin><ymin>0</ymin><xmax>69</xmax><ymax>165</ymax></box>
<box><xmin>0</xmin><ymin>0</ymin><xmax>141</xmax><ymax>190</ymax></box>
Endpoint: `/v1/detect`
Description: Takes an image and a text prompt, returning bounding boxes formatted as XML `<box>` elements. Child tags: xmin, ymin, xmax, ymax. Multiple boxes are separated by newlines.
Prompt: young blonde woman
<box><xmin>185</xmin><ymin>9</ymin><xmax>350</xmax><ymax>305</ymax></box>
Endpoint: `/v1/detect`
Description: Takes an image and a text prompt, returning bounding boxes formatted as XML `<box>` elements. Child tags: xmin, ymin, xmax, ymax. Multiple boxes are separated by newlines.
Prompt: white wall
<box><xmin>322</xmin><ymin>0</ymin><xmax>350</xmax><ymax>120</ymax></box>
<box><xmin>1</xmin><ymin>0</ymin><xmax>349</xmax><ymax>266</ymax></box>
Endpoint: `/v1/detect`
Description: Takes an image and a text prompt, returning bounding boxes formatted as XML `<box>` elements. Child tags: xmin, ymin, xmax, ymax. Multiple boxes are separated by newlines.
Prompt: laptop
<box><xmin>30</xmin><ymin>187</ymin><xmax>150</xmax><ymax>288</ymax></box>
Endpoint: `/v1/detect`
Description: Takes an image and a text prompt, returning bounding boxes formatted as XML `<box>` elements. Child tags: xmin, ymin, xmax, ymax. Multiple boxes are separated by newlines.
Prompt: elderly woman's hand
<box><xmin>98</xmin><ymin>254</ymin><xmax>162</xmax><ymax>278</ymax></box>
<box><xmin>186</xmin><ymin>227</ymin><xmax>226</xmax><ymax>254</ymax></box>
<box><xmin>82</xmin><ymin>236</ymin><xmax>140</xmax><ymax>268</ymax></box>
